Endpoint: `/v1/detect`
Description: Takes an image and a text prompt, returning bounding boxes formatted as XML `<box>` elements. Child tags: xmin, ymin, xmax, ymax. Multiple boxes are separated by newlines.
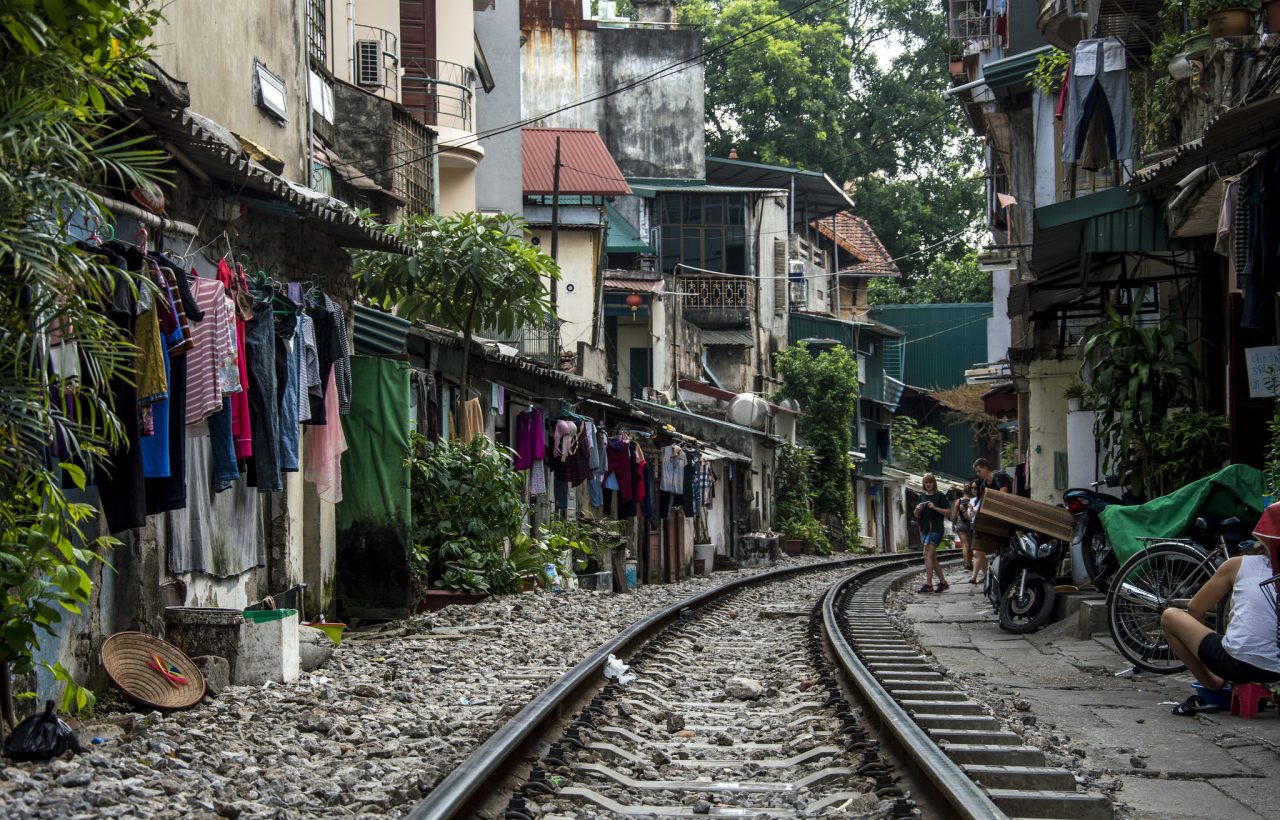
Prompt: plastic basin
<box><xmin>243</xmin><ymin>608</ymin><xmax>297</xmax><ymax>624</ymax></box>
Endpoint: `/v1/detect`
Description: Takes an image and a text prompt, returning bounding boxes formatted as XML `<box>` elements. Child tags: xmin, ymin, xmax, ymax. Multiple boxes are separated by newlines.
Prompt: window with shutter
<box><xmin>773</xmin><ymin>238</ymin><xmax>787</xmax><ymax>316</ymax></box>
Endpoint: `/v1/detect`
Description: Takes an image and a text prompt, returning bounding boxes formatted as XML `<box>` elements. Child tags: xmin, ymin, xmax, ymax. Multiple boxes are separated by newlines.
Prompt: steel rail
<box><xmin>822</xmin><ymin>568</ymin><xmax>1008</xmax><ymax>820</ymax></box>
<box><xmin>407</xmin><ymin>553</ymin><xmax>914</xmax><ymax>820</ymax></box>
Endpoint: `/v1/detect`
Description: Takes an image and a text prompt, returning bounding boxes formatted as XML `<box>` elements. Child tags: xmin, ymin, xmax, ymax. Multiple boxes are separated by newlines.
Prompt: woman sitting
<box><xmin>1160</xmin><ymin>507</ymin><xmax>1280</xmax><ymax>715</ymax></box>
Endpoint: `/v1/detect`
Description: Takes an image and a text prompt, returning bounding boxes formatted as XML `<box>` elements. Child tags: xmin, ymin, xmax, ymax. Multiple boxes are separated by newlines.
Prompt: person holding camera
<box><xmin>915</xmin><ymin>473</ymin><xmax>950</xmax><ymax>593</ymax></box>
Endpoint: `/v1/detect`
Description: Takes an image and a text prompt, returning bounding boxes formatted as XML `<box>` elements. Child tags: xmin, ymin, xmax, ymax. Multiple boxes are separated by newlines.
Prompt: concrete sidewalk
<box><xmin>892</xmin><ymin>574</ymin><xmax>1280</xmax><ymax>820</ymax></box>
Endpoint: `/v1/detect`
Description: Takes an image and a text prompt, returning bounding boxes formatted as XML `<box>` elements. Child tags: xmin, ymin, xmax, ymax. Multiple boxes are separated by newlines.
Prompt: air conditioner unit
<box><xmin>355</xmin><ymin>40</ymin><xmax>381</xmax><ymax>86</ymax></box>
<box><xmin>788</xmin><ymin>259</ymin><xmax>806</xmax><ymax>278</ymax></box>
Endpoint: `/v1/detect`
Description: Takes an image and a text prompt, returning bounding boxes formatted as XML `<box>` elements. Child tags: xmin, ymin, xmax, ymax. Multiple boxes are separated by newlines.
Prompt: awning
<box><xmin>705</xmin><ymin>156</ymin><xmax>854</xmax><ymax>219</ymax></box>
<box><xmin>625</xmin><ymin>180</ymin><xmax>787</xmax><ymax>198</ymax></box>
<box><xmin>606</xmin><ymin>203</ymin><xmax>654</xmax><ymax>254</ymax></box>
<box><xmin>700</xmin><ymin>329</ymin><xmax>753</xmax><ymax>347</ymax></box>
<box><xmin>1130</xmin><ymin>95</ymin><xmax>1280</xmax><ymax>192</ymax></box>
<box><xmin>604</xmin><ymin>278</ymin><xmax>662</xmax><ymax>293</ymax></box>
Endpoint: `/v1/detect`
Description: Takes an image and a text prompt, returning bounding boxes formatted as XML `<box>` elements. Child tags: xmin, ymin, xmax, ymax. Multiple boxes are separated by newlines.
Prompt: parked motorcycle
<box><xmin>985</xmin><ymin>528</ymin><xmax>1065</xmax><ymax>633</ymax></box>
<box><xmin>1063</xmin><ymin>474</ymin><xmax>1138</xmax><ymax>593</ymax></box>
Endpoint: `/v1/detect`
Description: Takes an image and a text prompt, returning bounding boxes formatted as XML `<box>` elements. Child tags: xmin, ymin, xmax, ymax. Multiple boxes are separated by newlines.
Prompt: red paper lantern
<box><xmin>626</xmin><ymin>292</ymin><xmax>644</xmax><ymax>318</ymax></box>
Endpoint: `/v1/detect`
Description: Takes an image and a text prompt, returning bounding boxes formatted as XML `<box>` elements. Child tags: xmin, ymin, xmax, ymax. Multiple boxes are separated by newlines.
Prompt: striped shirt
<box><xmin>185</xmin><ymin>277</ymin><xmax>237</xmax><ymax>425</ymax></box>
<box><xmin>322</xmin><ymin>294</ymin><xmax>352</xmax><ymax>415</ymax></box>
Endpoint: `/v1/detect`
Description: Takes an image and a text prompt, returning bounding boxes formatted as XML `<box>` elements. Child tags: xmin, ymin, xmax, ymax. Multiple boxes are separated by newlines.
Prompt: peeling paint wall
<box><xmin>521</xmin><ymin>23</ymin><xmax>704</xmax><ymax>179</ymax></box>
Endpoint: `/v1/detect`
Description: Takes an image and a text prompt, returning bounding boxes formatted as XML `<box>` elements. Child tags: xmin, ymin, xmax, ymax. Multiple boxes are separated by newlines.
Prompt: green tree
<box><xmin>354</xmin><ymin>212</ymin><xmax>560</xmax><ymax>391</ymax></box>
<box><xmin>773</xmin><ymin>343</ymin><xmax>860</xmax><ymax>525</ymax></box>
<box><xmin>1</xmin><ymin>0</ymin><xmax>164</xmax><ymax>729</ymax></box>
<box><xmin>889</xmin><ymin>416</ymin><xmax>950</xmax><ymax>473</ymax></box>
<box><xmin>868</xmin><ymin>249</ymin><xmax>992</xmax><ymax>305</ymax></box>
<box><xmin>681</xmin><ymin>0</ymin><xmax>984</xmax><ymax>285</ymax></box>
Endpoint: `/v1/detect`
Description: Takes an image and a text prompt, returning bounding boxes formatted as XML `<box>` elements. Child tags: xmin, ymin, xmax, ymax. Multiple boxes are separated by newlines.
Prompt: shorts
<box><xmin>1197</xmin><ymin>633</ymin><xmax>1280</xmax><ymax>684</ymax></box>
<box><xmin>921</xmin><ymin>532</ymin><xmax>942</xmax><ymax>547</ymax></box>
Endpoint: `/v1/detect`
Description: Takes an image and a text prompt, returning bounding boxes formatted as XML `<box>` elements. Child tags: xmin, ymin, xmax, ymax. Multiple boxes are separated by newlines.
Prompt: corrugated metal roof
<box><xmin>981</xmin><ymin>46</ymin><xmax>1054</xmax><ymax>91</ymax></box>
<box><xmin>521</xmin><ymin>128</ymin><xmax>631</xmax><ymax>196</ymax></box>
<box><xmin>603</xmin><ymin>278</ymin><xmax>661</xmax><ymax>293</ymax></box>
<box><xmin>868</xmin><ymin>303</ymin><xmax>992</xmax><ymax>390</ymax></box>
<box><xmin>706</xmin><ymin>157</ymin><xmax>854</xmax><ymax>218</ymax></box>
<box><xmin>606</xmin><ymin>204</ymin><xmax>654</xmax><ymax>254</ymax></box>
<box><xmin>701</xmin><ymin>329</ymin><xmax>754</xmax><ymax>347</ymax></box>
<box><xmin>626</xmin><ymin>181</ymin><xmax>786</xmax><ymax>198</ymax></box>
<box><xmin>353</xmin><ymin>304</ymin><xmax>410</xmax><ymax>356</ymax></box>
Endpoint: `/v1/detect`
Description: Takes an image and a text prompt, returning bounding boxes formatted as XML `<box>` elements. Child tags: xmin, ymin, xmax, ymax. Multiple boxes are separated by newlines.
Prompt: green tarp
<box><xmin>1100</xmin><ymin>464</ymin><xmax>1268</xmax><ymax>563</ymax></box>
<box><xmin>335</xmin><ymin>356</ymin><xmax>413</xmax><ymax>617</ymax></box>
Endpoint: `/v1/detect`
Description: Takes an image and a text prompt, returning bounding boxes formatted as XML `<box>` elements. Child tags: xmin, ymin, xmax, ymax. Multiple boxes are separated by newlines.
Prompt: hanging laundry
<box><xmin>167</xmin><ymin>426</ymin><xmax>265</xmax><ymax>576</ymax></box>
<box><xmin>605</xmin><ymin>438</ymin><xmax>634</xmax><ymax>500</ymax></box>
<box><xmin>461</xmin><ymin>397</ymin><xmax>485</xmax><ymax>442</ymax></box>
<box><xmin>217</xmin><ymin>258</ymin><xmax>253</xmax><ymax>459</ymax></box>
<box><xmin>243</xmin><ymin>280</ymin><xmax>282</xmax><ymax>492</ymax></box>
<box><xmin>304</xmin><ymin>378</ymin><xmax>348</xmax><ymax>503</ymax></box>
<box><xmin>513</xmin><ymin>407</ymin><xmax>545</xmax><ymax>470</ymax></box>
<box><xmin>660</xmin><ymin>445</ymin><xmax>686</xmax><ymax>494</ymax></box>
<box><xmin>1062</xmin><ymin>37</ymin><xmax>1133</xmax><ymax>165</ymax></box>
<box><xmin>185</xmin><ymin>276</ymin><xmax>236</xmax><ymax>424</ymax></box>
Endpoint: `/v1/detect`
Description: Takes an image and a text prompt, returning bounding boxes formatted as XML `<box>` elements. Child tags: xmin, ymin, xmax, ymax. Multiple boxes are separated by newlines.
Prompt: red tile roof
<box><xmin>521</xmin><ymin>128</ymin><xmax>632</xmax><ymax>197</ymax></box>
<box><xmin>813</xmin><ymin>211</ymin><xmax>900</xmax><ymax>278</ymax></box>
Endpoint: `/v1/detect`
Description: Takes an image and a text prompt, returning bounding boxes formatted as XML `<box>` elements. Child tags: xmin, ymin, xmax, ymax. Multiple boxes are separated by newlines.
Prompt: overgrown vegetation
<box><xmin>1027</xmin><ymin>47</ymin><xmax>1070</xmax><ymax>97</ymax></box>
<box><xmin>1145</xmin><ymin>411</ymin><xmax>1229</xmax><ymax>499</ymax></box>
<box><xmin>1</xmin><ymin>0</ymin><xmax>165</xmax><ymax>731</ymax></box>
<box><xmin>774</xmin><ymin>344</ymin><xmax>860</xmax><ymax>545</ymax></box>
<box><xmin>774</xmin><ymin>444</ymin><xmax>831</xmax><ymax>555</ymax></box>
<box><xmin>890</xmin><ymin>416</ymin><xmax>949</xmax><ymax>473</ymax></box>
<box><xmin>354</xmin><ymin>212</ymin><xmax>560</xmax><ymax>390</ymax></box>
<box><xmin>1081</xmin><ymin>297</ymin><xmax>1200</xmax><ymax>499</ymax></box>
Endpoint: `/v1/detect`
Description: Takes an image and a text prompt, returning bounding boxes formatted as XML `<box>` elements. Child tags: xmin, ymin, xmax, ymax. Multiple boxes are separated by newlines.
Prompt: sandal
<box><xmin>917</xmin><ymin>584</ymin><xmax>934</xmax><ymax>593</ymax></box>
<box><xmin>1171</xmin><ymin>694</ymin><xmax>1220</xmax><ymax>716</ymax></box>
<box><xmin>936</xmin><ymin>582</ymin><xmax>951</xmax><ymax>593</ymax></box>
<box><xmin>968</xmin><ymin>576</ymin><xmax>979</xmax><ymax>584</ymax></box>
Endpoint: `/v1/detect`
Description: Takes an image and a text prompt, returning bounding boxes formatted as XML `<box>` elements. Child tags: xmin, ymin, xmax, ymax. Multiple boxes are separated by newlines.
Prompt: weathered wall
<box><xmin>616</xmin><ymin>319</ymin><xmax>649</xmax><ymax>400</ymax></box>
<box><xmin>439</xmin><ymin>164</ymin><xmax>478</xmax><ymax>213</ymax></box>
<box><xmin>1026</xmin><ymin>357</ymin><xmax>1077</xmax><ymax>504</ymax></box>
<box><xmin>530</xmin><ymin>227</ymin><xmax>599</xmax><ymax>350</ymax></box>
<box><xmin>334</xmin><ymin>82</ymin><xmax>398</xmax><ymax>192</ymax></box>
<box><xmin>151</xmin><ymin>1</ymin><xmax>309</xmax><ymax>181</ymax></box>
<box><xmin>475</xmin><ymin>0</ymin><xmax>525</xmax><ymax>214</ymax></box>
<box><xmin>521</xmin><ymin>25</ymin><xmax>704</xmax><ymax>178</ymax></box>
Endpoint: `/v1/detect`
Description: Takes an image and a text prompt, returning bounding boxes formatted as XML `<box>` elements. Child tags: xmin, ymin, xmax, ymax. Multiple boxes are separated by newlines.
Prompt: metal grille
<box><xmin>949</xmin><ymin>1</ymin><xmax>994</xmax><ymax>55</ymax></box>
<box><xmin>392</xmin><ymin>109</ymin><xmax>434</xmax><ymax>216</ymax></box>
<box><xmin>306</xmin><ymin>0</ymin><xmax>326</xmax><ymax>65</ymax></box>
<box><xmin>682</xmin><ymin>275</ymin><xmax>753</xmax><ymax>311</ymax></box>
<box><xmin>356</xmin><ymin>41</ymin><xmax>381</xmax><ymax>86</ymax></box>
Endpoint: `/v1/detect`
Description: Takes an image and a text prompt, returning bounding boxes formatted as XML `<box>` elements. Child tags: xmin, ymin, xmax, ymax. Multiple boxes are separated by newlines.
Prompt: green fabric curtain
<box><xmin>335</xmin><ymin>355</ymin><xmax>413</xmax><ymax>616</ymax></box>
<box><xmin>1100</xmin><ymin>464</ymin><xmax>1267</xmax><ymax>563</ymax></box>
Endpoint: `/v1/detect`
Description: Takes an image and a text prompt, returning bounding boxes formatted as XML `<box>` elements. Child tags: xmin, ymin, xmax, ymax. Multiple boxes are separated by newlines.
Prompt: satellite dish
<box><xmin>728</xmin><ymin>394</ymin><xmax>772</xmax><ymax>430</ymax></box>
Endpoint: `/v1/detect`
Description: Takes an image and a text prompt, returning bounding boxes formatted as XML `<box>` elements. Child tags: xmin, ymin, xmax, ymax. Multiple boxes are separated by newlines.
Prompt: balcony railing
<box><xmin>681</xmin><ymin>274</ymin><xmax>753</xmax><ymax>327</ymax></box>
<box><xmin>353</xmin><ymin>24</ymin><xmax>399</xmax><ymax>101</ymax></box>
<box><xmin>402</xmin><ymin>57</ymin><xmax>476</xmax><ymax>132</ymax></box>
<box><xmin>948</xmin><ymin>1</ymin><xmax>996</xmax><ymax>55</ymax></box>
<box><xmin>483</xmin><ymin>319</ymin><xmax>561</xmax><ymax>366</ymax></box>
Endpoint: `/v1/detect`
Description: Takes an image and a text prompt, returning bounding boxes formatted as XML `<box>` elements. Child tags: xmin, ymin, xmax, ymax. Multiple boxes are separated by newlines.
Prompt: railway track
<box><xmin>407</xmin><ymin>555</ymin><xmax>1117</xmax><ymax>819</ymax></box>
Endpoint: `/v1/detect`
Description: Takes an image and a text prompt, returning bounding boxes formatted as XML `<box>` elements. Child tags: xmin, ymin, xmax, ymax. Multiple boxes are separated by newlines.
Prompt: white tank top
<box><xmin>1222</xmin><ymin>554</ymin><xmax>1280</xmax><ymax>673</ymax></box>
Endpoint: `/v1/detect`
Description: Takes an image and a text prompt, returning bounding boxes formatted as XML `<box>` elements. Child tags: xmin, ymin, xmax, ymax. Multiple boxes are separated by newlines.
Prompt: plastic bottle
<box><xmin>545</xmin><ymin>563</ymin><xmax>561</xmax><ymax>593</ymax></box>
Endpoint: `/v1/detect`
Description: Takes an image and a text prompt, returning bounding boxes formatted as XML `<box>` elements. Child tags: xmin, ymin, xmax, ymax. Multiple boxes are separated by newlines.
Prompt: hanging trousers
<box><xmin>1062</xmin><ymin>37</ymin><xmax>1134</xmax><ymax>164</ymax></box>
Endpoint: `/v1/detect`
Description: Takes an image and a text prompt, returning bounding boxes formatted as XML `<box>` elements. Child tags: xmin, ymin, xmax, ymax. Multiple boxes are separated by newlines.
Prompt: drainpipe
<box><xmin>942</xmin><ymin>77</ymin><xmax>987</xmax><ymax>98</ymax></box>
<box><xmin>1066</xmin><ymin>0</ymin><xmax>1088</xmax><ymax>20</ymax></box>
<box><xmin>347</xmin><ymin>0</ymin><xmax>356</xmax><ymax>83</ymax></box>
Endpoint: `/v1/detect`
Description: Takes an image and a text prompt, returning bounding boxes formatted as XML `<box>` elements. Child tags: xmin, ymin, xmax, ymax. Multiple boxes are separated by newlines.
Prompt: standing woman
<box><xmin>915</xmin><ymin>473</ymin><xmax>951</xmax><ymax>593</ymax></box>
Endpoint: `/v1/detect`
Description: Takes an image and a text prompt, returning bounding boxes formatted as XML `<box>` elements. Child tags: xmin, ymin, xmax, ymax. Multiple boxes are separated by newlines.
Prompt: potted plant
<box><xmin>1192</xmin><ymin>0</ymin><xmax>1262</xmax><ymax>37</ymax></box>
<box><xmin>782</xmin><ymin>515</ymin><xmax>833</xmax><ymax>556</ymax></box>
<box><xmin>408</xmin><ymin>435</ymin><xmax>528</xmax><ymax>609</ymax></box>
<box><xmin>1063</xmin><ymin>377</ymin><xmax>1088</xmax><ymax>412</ymax></box>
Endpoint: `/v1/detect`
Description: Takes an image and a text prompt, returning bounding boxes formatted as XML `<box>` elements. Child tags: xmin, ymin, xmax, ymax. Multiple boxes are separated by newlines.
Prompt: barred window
<box><xmin>306</xmin><ymin>0</ymin><xmax>327</xmax><ymax>66</ymax></box>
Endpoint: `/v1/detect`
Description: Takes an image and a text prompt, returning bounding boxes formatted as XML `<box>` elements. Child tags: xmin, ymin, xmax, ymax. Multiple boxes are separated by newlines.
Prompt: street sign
<box><xmin>1244</xmin><ymin>345</ymin><xmax>1280</xmax><ymax>398</ymax></box>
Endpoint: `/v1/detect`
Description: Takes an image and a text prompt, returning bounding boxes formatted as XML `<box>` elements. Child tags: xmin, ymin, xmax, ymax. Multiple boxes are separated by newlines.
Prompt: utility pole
<box><xmin>550</xmin><ymin>136</ymin><xmax>561</xmax><ymax>310</ymax></box>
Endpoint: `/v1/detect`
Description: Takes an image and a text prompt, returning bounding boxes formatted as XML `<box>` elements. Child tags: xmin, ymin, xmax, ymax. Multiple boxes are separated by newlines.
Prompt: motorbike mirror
<box><xmin>1194</xmin><ymin>516</ymin><xmax>1210</xmax><ymax>532</ymax></box>
<box><xmin>1221</xmin><ymin>516</ymin><xmax>1241</xmax><ymax>528</ymax></box>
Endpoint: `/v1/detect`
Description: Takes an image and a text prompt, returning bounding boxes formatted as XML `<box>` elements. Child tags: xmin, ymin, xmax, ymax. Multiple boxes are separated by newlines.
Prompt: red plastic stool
<box><xmin>1230</xmin><ymin>683</ymin><xmax>1273</xmax><ymax>719</ymax></box>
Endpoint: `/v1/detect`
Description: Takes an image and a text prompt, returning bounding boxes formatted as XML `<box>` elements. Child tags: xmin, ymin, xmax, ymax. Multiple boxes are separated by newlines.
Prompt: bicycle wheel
<box><xmin>1106</xmin><ymin>541</ymin><xmax>1217</xmax><ymax>674</ymax></box>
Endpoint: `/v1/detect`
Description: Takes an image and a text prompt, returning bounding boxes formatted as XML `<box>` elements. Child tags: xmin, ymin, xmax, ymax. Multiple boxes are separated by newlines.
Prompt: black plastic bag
<box><xmin>2</xmin><ymin>701</ymin><xmax>84</xmax><ymax>762</ymax></box>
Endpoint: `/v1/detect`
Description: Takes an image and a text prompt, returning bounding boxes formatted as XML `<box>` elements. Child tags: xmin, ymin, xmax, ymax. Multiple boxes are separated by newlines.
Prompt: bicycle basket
<box><xmin>1263</xmin><ymin>571</ymin><xmax>1280</xmax><ymax>653</ymax></box>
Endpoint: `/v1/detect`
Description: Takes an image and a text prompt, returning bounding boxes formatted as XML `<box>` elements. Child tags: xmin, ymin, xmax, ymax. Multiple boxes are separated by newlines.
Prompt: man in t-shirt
<box><xmin>969</xmin><ymin>458</ymin><xmax>1012</xmax><ymax>584</ymax></box>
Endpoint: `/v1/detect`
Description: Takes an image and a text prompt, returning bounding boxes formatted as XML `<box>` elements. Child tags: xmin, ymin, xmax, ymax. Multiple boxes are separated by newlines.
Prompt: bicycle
<box><xmin>1106</xmin><ymin>516</ymin><xmax>1249</xmax><ymax>674</ymax></box>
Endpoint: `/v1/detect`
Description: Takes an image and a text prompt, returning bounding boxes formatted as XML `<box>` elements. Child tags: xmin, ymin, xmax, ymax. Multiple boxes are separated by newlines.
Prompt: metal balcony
<box><xmin>353</xmin><ymin>24</ymin><xmax>399</xmax><ymax>101</ymax></box>
<box><xmin>401</xmin><ymin>57</ymin><xmax>476</xmax><ymax>132</ymax></box>
<box><xmin>681</xmin><ymin>274</ymin><xmax>753</xmax><ymax>328</ymax></box>
<box><xmin>1038</xmin><ymin>0</ymin><xmax>1162</xmax><ymax>57</ymax></box>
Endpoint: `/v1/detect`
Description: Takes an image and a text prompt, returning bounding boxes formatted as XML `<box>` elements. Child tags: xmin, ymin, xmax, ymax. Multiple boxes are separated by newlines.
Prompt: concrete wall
<box><xmin>439</xmin><ymin>164</ymin><xmax>478</xmax><ymax>213</ymax></box>
<box><xmin>475</xmin><ymin>0</ymin><xmax>525</xmax><ymax>214</ymax></box>
<box><xmin>151</xmin><ymin>2</ymin><xmax>310</xmax><ymax>182</ymax></box>
<box><xmin>1026</xmin><ymin>357</ymin><xmax>1077</xmax><ymax>504</ymax></box>
<box><xmin>530</xmin><ymin>227</ymin><xmax>600</xmax><ymax>350</ymax></box>
<box><xmin>521</xmin><ymin>24</ymin><xmax>704</xmax><ymax>178</ymax></box>
<box><xmin>988</xmin><ymin>267</ymin><xmax>1014</xmax><ymax>362</ymax></box>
